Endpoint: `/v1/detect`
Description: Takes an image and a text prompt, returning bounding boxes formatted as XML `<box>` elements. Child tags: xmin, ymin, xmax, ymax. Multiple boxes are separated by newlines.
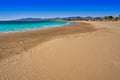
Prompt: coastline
<box><xmin>0</xmin><ymin>22</ymin><xmax>96</xmax><ymax>61</ymax></box>
<box><xmin>0</xmin><ymin>21</ymin><xmax>70</xmax><ymax>34</ymax></box>
<box><xmin>0</xmin><ymin>21</ymin><xmax>120</xmax><ymax>80</ymax></box>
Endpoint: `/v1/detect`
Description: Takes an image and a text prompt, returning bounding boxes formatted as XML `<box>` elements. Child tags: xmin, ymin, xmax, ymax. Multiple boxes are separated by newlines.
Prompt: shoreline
<box><xmin>0</xmin><ymin>21</ymin><xmax>120</xmax><ymax>80</ymax></box>
<box><xmin>0</xmin><ymin>22</ymin><xmax>96</xmax><ymax>61</ymax></box>
<box><xmin>0</xmin><ymin>21</ymin><xmax>71</xmax><ymax>35</ymax></box>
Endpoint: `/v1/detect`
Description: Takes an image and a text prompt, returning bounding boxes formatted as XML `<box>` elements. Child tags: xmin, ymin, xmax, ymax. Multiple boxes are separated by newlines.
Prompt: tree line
<box><xmin>65</xmin><ymin>14</ymin><xmax>120</xmax><ymax>21</ymax></box>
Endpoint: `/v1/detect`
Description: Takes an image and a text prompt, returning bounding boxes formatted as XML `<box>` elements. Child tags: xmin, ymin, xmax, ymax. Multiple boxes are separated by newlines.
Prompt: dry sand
<box><xmin>0</xmin><ymin>21</ymin><xmax>120</xmax><ymax>80</ymax></box>
<box><xmin>0</xmin><ymin>22</ymin><xmax>95</xmax><ymax>60</ymax></box>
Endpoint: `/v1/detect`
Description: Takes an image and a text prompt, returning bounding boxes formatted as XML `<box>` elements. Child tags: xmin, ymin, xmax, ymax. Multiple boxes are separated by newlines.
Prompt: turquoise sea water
<box><xmin>0</xmin><ymin>21</ymin><xmax>69</xmax><ymax>33</ymax></box>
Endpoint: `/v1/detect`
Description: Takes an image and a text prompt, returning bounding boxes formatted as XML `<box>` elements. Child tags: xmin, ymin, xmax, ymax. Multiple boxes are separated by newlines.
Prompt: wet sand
<box><xmin>0</xmin><ymin>22</ymin><xmax>95</xmax><ymax>60</ymax></box>
<box><xmin>0</xmin><ymin>21</ymin><xmax>120</xmax><ymax>80</ymax></box>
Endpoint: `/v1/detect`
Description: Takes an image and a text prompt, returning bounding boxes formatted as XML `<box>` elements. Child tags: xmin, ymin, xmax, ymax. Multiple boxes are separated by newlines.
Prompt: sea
<box><xmin>0</xmin><ymin>21</ymin><xmax>69</xmax><ymax>33</ymax></box>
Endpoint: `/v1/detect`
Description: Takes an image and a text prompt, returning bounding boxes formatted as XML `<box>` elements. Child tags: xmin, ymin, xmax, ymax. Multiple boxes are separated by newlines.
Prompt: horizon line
<box><xmin>0</xmin><ymin>15</ymin><xmax>120</xmax><ymax>21</ymax></box>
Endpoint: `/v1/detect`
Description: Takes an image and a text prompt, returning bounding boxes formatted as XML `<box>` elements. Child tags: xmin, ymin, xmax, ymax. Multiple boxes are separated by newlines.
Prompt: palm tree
<box><xmin>107</xmin><ymin>16</ymin><xmax>113</xmax><ymax>20</ymax></box>
<box><xmin>103</xmin><ymin>16</ymin><xmax>113</xmax><ymax>21</ymax></box>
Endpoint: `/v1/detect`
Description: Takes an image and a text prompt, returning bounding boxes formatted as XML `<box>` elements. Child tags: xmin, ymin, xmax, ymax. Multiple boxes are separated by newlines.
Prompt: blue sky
<box><xmin>0</xmin><ymin>0</ymin><xmax>120</xmax><ymax>20</ymax></box>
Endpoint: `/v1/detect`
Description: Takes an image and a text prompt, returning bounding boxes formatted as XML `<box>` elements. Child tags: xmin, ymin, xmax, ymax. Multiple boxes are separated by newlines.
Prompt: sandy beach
<box><xmin>0</xmin><ymin>21</ymin><xmax>120</xmax><ymax>80</ymax></box>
